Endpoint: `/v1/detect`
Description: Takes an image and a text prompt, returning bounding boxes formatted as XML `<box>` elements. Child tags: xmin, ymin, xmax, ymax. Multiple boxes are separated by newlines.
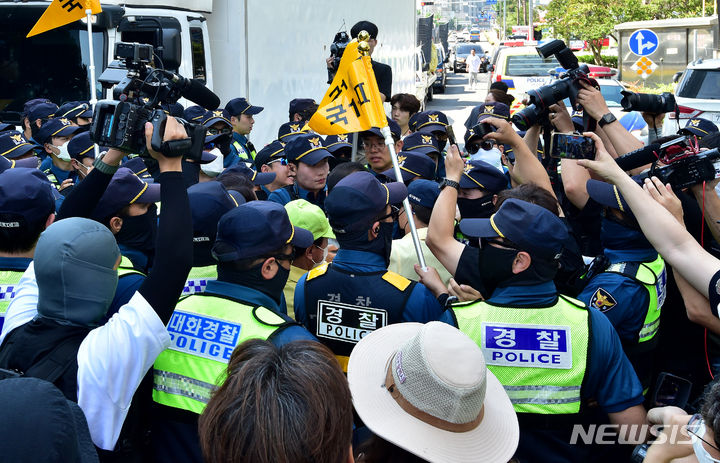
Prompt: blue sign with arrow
<box><xmin>629</xmin><ymin>29</ymin><xmax>658</xmax><ymax>56</ymax></box>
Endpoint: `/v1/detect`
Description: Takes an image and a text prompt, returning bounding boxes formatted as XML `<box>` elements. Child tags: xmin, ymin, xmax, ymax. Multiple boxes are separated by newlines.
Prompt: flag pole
<box><xmin>380</xmin><ymin>125</ymin><xmax>427</xmax><ymax>271</ymax></box>
<box><xmin>85</xmin><ymin>7</ymin><xmax>101</xmax><ymax>159</ymax></box>
<box><xmin>351</xmin><ymin>132</ymin><xmax>359</xmax><ymax>162</ymax></box>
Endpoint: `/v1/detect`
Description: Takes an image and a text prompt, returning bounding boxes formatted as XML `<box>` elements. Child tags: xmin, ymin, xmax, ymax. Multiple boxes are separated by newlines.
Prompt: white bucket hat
<box><xmin>348</xmin><ymin>321</ymin><xmax>519</xmax><ymax>463</ymax></box>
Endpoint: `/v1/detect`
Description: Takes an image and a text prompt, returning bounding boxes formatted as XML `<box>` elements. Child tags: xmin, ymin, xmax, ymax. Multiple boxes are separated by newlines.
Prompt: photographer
<box><xmin>0</xmin><ymin>118</ymin><xmax>193</xmax><ymax>460</ymax></box>
<box><xmin>326</xmin><ymin>21</ymin><xmax>392</xmax><ymax>102</ymax></box>
<box><xmin>577</xmin><ymin>134</ymin><xmax>720</xmax><ymax>305</ymax></box>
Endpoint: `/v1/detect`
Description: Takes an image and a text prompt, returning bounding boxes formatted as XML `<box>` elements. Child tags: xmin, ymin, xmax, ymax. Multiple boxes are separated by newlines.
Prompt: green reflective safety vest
<box><xmin>605</xmin><ymin>254</ymin><xmax>666</xmax><ymax>344</ymax></box>
<box><xmin>118</xmin><ymin>256</ymin><xmax>145</xmax><ymax>279</ymax></box>
<box><xmin>181</xmin><ymin>265</ymin><xmax>217</xmax><ymax>296</ymax></box>
<box><xmin>452</xmin><ymin>295</ymin><xmax>590</xmax><ymax>415</ymax></box>
<box><xmin>153</xmin><ymin>293</ymin><xmax>287</xmax><ymax>414</ymax></box>
<box><xmin>0</xmin><ymin>268</ymin><xmax>24</xmax><ymax>329</ymax></box>
<box><xmin>232</xmin><ymin>140</ymin><xmax>256</xmax><ymax>162</ymax></box>
<box><xmin>43</xmin><ymin>169</ymin><xmax>60</xmax><ymax>188</ymax></box>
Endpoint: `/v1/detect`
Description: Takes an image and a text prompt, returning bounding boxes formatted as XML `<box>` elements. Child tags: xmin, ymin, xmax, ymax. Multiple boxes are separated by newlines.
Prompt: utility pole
<box><xmin>528</xmin><ymin>0</ymin><xmax>533</xmax><ymax>39</ymax></box>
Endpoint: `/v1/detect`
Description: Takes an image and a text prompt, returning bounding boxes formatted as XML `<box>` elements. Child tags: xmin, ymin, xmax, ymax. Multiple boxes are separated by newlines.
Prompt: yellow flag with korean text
<box><xmin>309</xmin><ymin>41</ymin><xmax>387</xmax><ymax>135</ymax></box>
<box><xmin>27</xmin><ymin>0</ymin><xmax>102</xmax><ymax>38</ymax></box>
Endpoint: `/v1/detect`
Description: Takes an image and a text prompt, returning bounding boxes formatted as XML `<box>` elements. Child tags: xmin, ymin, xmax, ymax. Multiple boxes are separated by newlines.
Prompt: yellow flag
<box><xmin>309</xmin><ymin>41</ymin><xmax>387</xmax><ymax>135</ymax></box>
<box><xmin>27</xmin><ymin>0</ymin><xmax>102</xmax><ymax>38</ymax></box>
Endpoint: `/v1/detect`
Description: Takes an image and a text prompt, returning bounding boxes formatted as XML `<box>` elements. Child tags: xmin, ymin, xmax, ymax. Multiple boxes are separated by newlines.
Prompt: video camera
<box><xmin>512</xmin><ymin>40</ymin><xmax>594</xmax><ymax>131</ymax></box>
<box><xmin>617</xmin><ymin>135</ymin><xmax>720</xmax><ymax>190</ymax></box>
<box><xmin>90</xmin><ymin>42</ymin><xmax>220</xmax><ymax>160</ymax></box>
<box><xmin>330</xmin><ymin>31</ymin><xmax>351</xmax><ymax>71</ymax></box>
<box><xmin>620</xmin><ymin>91</ymin><xmax>676</xmax><ymax>113</ymax></box>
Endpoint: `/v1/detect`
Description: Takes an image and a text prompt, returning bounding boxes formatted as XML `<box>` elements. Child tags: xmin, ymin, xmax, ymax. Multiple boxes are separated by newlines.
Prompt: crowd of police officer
<box><xmin>4</xmin><ymin>18</ymin><xmax>720</xmax><ymax>463</ymax></box>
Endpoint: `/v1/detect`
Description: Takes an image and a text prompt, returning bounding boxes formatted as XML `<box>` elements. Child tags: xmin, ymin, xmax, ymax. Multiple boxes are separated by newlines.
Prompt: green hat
<box><xmin>284</xmin><ymin>199</ymin><xmax>335</xmax><ymax>241</ymax></box>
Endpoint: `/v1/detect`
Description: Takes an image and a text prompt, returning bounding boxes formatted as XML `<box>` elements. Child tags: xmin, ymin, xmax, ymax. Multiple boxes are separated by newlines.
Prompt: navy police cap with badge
<box><xmin>254</xmin><ymin>140</ymin><xmax>286</xmax><ymax>169</ymax></box>
<box><xmin>407</xmin><ymin>178</ymin><xmax>440</xmax><ymax>209</ymax></box>
<box><xmin>459</xmin><ymin>160</ymin><xmax>508</xmax><ymax>192</ymax></box>
<box><xmin>278</xmin><ymin>121</ymin><xmax>310</xmax><ymax>143</ymax></box>
<box><xmin>36</xmin><ymin>118</ymin><xmax>80</xmax><ymax>145</ymax></box>
<box><xmin>0</xmin><ymin>168</ymin><xmax>56</xmax><ymax>227</ymax></box>
<box><xmin>413</xmin><ymin>110</ymin><xmax>449</xmax><ymax>134</ymax></box>
<box><xmin>477</xmin><ymin>102</ymin><xmax>511</xmax><ymax>122</ymax></box>
<box><xmin>586</xmin><ymin>178</ymin><xmax>633</xmax><ymax>214</ymax></box>
<box><xmin>212</xmin><ymin>201</ymin><xmax>313</xmax><ymax>261</ymax></box>
<box><xmin>325</xmin><ymin>171</ymin><xmax>408</xmax><ymax>233</ymax></box>
<box><xmin>325</xmin><ymin>134</ymin><xmax>353</xmax><ymax>152</ymax></box>
<box><xmin>289</xmin><ymin>98</ymin><xmax>318</xmax><ymax>116</ymax></box>
<box><xmin>402</xmin><ymin>132</ymin><xmax>440</xmax><ymax>157</ymax></box>
<box><xmin>56</xmin><ymin>101</ymin><xmax>92</xmax><ymax>120</ymax></box>
<box><xmin>459</xmin><ymin>198</ymin><xmax>568</xmax><ymax>261</ymax></box>
<box><xmin>93</xmin><ymin>168</ymin><xmax>161</xmax><ymax>219</ymax></box>
<box><xmin>381</xmin><ymin>151</ymin><xmax>436</xmax><ymax>183</ymax></box>
<box><xmin>284</xmin><ymin>133</ymin><xmax>334</xmax><ymax>166</ymax></box>
<box><xmin>225</xmin><ymin>98</ymin><xmax>264</xmax><ymax>116</ymax></box>
<box><xmin>0</xmin><ymin>131</ymin><xmax>36</xmax><ymax>159</ymax></box>
<box><xmin>680</xmin><ymin>118</ymin><xmax>719</xmax><ymax>138</ymax></box>
<box><xmin>361</xmin><ymin>117</ymin><xmax>401</xmax><ymax>141</ymax></box>
<box><xmin>22</xmin><ymin>98</ymin><xmax>53</xmax><ymax>118</ymax></box>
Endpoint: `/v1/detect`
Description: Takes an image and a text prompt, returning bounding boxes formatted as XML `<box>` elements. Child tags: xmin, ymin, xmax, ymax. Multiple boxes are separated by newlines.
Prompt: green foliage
<box><xmin>577</xmin><ymin>54</ymin><xmax>618</xmax><ymax>67</ymax></box>
<box><xmin>623</xmin><ymin>81</ymin><xmax>676</xmax><ymax>94</ymax></box>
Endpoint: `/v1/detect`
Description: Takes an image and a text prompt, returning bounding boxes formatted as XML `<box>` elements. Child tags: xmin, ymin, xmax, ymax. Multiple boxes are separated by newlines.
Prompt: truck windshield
<box><xmin>677</xmin><ymin>69</ymin><xmax>720</xmax><ymax>100</ymax></box>
<box><xmin>0</xmin><ymin>12</ymin><xmax>104</xmax><ymax>124</ymax></box>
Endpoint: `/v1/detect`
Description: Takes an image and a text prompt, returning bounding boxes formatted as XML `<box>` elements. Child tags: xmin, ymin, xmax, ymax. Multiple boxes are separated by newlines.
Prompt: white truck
<box><xmin>0</xmin><ymin>0</ymin><xmax>417</xmax><ymax>146</ymax></box>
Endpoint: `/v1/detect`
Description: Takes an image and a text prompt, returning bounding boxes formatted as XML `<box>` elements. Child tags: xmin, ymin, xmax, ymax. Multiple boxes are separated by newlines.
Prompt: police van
<box><xmin>490</xmin><ymin>45</ymin><xmax>560</xmax><ymax>109</ymax></box>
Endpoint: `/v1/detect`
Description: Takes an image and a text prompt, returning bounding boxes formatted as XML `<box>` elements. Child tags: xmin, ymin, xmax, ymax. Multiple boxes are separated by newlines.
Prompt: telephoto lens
<box><xmin>620</xmin><ymin>91</ymin><xmax>676</xmax><ymax>113</ymax></box>
<box><xmin>512</xmin><ymin>104</ymin><xmax>545</xmax><ymax>131</ymax></box>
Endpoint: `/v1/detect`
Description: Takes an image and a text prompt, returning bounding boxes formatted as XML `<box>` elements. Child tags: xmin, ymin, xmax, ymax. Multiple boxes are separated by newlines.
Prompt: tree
<box><xmin>545</xmin><ymin>0</ymin><xmax>646</xmax><ymax>64</ymax></box>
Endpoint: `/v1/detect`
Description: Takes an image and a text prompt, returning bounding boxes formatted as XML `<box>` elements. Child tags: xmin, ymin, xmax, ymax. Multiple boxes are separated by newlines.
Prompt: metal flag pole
<box><xmin>351</xmin><ymin>132</ymin><xmax>359</xmax><ymax>162</ymax></box>
<box><xmin>380</xmin><ymin>125</ymin><xmax>427</xmax><ymax>271</ymax></box>
<box><xmin>85</xmin><ymin>6</ymin><xmax>101</xmax><ymax>159</ymax></box>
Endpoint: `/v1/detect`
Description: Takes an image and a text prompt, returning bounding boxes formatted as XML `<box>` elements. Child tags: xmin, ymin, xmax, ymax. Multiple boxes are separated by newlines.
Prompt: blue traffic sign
<box><xmin>629</xmin><ymin>29</ymin><xmax>658</xmax><ymax>56</ymax></box>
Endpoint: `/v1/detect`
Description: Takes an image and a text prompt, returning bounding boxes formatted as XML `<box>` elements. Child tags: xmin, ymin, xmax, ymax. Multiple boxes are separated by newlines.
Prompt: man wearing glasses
<box><xmin>254</xmin><ymin>140</ymin><xmax>294</xmax><ymax>197</ymax></box>
<box><xmin>151</xmin><ymin>201</ymin><xmax>317</xmax><ymax>463</ymax></box>
<box><xmin>360</xmin><ymin>118</ymin><xmax>403</xmax><ymax>179</ymax></box>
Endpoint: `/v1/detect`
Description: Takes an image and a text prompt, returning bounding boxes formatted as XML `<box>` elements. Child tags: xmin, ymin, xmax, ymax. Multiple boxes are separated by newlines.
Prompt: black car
<box><xmin>452</xmin><ymin>43</ymin><xmax>484</xmax><ymax>73</ymax></box>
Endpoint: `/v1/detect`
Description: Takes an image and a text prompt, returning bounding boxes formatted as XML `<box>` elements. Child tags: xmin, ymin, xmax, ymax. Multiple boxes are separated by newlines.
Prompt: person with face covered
<box><xmin>575</xmin><ymin>180</ymin><xmax>667</xmax><ymax>391</ymax></box>
<box><xmin>293</xmin><ymin>171</ymin><xmax>444</xmax><ymax>372</ymax></box>
<box><xmin>0</xmin><ymin>118</ymin><xmax>194</xmax><ymax>460</ymax></box>
<box><xmin>417</xmin><ymin>198</ymin><xmax>648</xmax><ymax>462</ymax></box>
<box><xmin>198</xmin><ymin>109</ymin><xmax>235</xmax><ymax>180</ymax></box>
<box><xmin>150</xmin><ymin>201</ymin><xmax>318</xmax><ymax>463</ymax></box>
<box><xmin>36</xmin><ymin>117</ymin><xmax>81</xmax><ymax>194</ymax></box>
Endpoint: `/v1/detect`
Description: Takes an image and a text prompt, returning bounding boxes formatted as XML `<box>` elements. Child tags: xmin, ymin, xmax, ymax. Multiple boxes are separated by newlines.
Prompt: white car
<box><xmin>662</xmin><ymin>58</ymin><xmax>720</xmax><ymax>136</ymax></box>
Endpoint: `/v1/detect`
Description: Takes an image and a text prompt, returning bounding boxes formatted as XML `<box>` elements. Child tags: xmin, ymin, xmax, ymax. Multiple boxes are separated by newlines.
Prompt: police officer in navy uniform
<box><xmin>36</xmin><ymin>118</ymin><xmax>81</xmax><ymax>194</ymax></box>
<box><xmin>25</xmin><ymin>101</ymin><xmax>58</xmax><ymax>159</ymax></box>
<box><xmin>56</xmin><ymin>101</ymin><xmax>93</xmax><ymax>129</ymax></box>
<box><xmin>151</xmin><ymin>201</ymin><xmax>318</xmax><ymax>463</ymax></box>
<box><xmin>277</xmin><ymin>121</ymin><xmax>310</xmax><ymax>144</ymax></box>
<box><xmin>0</xmin><ymin>169</ymin><xmax>55</xmax><ymax>333</ymax></box>
<box><xmin>577</xmin><ymin>179</ymin><xmax>667</xmax><ymax>390</ymax></box>
<box><xmin>224</xmin><ymin>97</ymin><xmax>263</xmax><ymax>168</ymax></box>
<box><xmin>267</xmin><ymin>133</ymin><xmax>333</xmax><ymax>209</ymax></box>
<box><xmin>0</xmin><ymin>130</ymin><xmax>38</xmax><ymax>162</ymax></box>
<box><xmin>294</xmin><ymin>171</ymin><xmax>445</xmax><ymax>371</ymax></box>
<box><xmin>419</xmin><ymin>198</ymin><xmax>647</xmax><ymax>462</ymax></box>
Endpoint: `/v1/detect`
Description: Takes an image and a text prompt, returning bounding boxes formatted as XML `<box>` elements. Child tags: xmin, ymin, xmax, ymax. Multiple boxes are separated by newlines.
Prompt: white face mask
<box><xmin>311</xmin><ymin>243</ymin><xmax>329</xmax><ymax>267</ymax></box>
<box><xmin>469</xmin><ymin>147</ymin><xmax>504</xmax><ymax>172</ymax></box>
<box><xmin>693</xmin><ymin>421</ymin><xmax>720</xmax><ymax>463</ymax></box>
<box><xmin>201</xmin><ymin>148</ymin><xmax>225</xmax><ymax>177</ymax></box>
<box><xmin>54</xmin><ymin>142</ymin><xmax>71</xmax><ymax>162</ymax></box>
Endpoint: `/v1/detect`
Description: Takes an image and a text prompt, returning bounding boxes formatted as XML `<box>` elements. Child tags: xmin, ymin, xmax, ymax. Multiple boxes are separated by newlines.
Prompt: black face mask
<box><xmin>116</xmin><ymin>205</ymin><xmax>158</xmax><ymax>253</ymax></box>
<box><xmin>478</xmin><ymin>244</ymin><xmax>518</xmax><ymax>296</ymax></box>
<box><xmin>367</xmin><ymin>221</ymin><xmax>394</xmax><ymax>267</ymax></box>
<box><xmin>437</xmin><ymin>138</ymin><xmax>448</xmax><ymax>152</ymax></box>
<box><xmin>213</xmin><ymin>135</ymin><xmax>232</xmax><ymax>156</ymax></box>
<box><xmin>457</xmin><ymin>195</ymin><xmax>495</xmax><ymax>219</ymax></box>
<box><xmin>217</xmin><ymin>260</ymin><xmax>290</xmax><ymax>305</ymax></box>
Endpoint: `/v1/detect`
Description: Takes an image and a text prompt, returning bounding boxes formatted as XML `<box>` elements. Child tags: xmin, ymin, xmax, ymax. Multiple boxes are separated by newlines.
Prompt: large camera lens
<box><xmin>620</xmin><ymin>91</ymin><xmax>676</xmax><ymax>113</ymax></box>
<box><xmin>512</xmin><ymin>105</ymin><xmax>544</xmax><ymax>131</ymax></box>
<box><xmin>528</xmin><ymin>78</ymin><xmax>574</xmax><ymax>110</ymax></box>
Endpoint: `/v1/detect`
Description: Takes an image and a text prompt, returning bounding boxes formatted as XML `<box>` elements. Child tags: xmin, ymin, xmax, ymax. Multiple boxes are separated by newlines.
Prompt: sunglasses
<box><xmin>207</xmin><ymin>127</ymin><xmax>232</xmax><ymax>136</ymax></box>
<box><xmin>267</xmin><ymin>158</ymin><xmax>288</xmax><ymax>166</ymax></box>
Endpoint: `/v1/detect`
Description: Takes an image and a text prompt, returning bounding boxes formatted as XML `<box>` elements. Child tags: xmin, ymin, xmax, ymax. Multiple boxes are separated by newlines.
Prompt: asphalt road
<box><xmin>427</xmin><ymin>70</ymin><xmax>490</xmax><ymax>149</ymax></box>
